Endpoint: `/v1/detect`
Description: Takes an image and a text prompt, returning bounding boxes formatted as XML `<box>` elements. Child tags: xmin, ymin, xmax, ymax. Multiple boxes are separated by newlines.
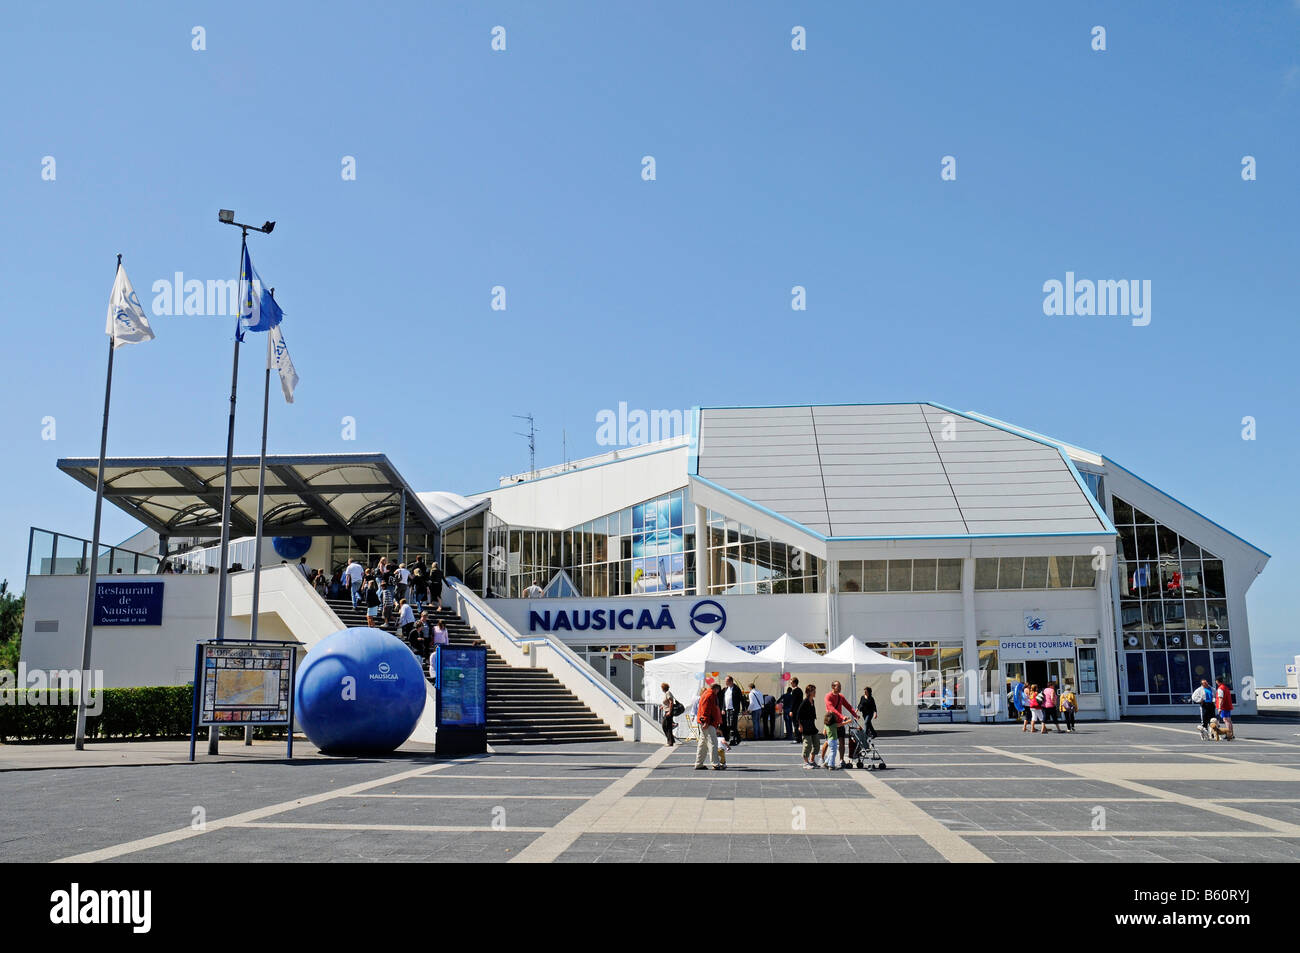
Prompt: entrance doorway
<box><xmin>1004</xmin><ymin>660</ymin><xmax>1070</xmax><ymax>719</ymax></box>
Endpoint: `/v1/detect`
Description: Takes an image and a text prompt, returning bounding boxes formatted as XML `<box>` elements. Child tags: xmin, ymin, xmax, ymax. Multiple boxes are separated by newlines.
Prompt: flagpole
<box><xmin>209</xmin><ymin>229</ymin><xmax>248</xmax><ymax>755</ymax></box>
<box><xmin>73</xmin><ymin>254</ymin><xmax>122</xmax><ymax>751</ymax></box>
<box><xmin>246</xmin><ymin>294</ymin><xmax>274</xmax><ymax>746</ymax></box>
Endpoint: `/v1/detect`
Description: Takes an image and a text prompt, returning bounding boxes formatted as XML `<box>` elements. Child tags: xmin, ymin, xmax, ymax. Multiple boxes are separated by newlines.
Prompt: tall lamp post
<box><xmin>209</xmin><ymin>209</ymin><xmax>274</xmax><ymax>755</ymax></box>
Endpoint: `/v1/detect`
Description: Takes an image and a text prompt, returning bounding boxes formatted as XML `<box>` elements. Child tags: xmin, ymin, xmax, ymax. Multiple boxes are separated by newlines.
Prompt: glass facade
<box><xmin>507</xmin><ymin>489</ymin><xmax>693</xmax><ymax>598</ymax></box>
<box><xmin>838</xmin><ymin>559</ymin><xmax>962</xmax><ymax>593</ymax></box>
<box><xmin>442</xmin><ymin>511</ymin><xmax>509</xmax><ymax>596</ymax></box>
<box><xmin>974</xmin><ymin>556</ymin><xmax>1097</xmax><ymax>590</ymax></box>
<box><xmin>705</xmin><ymin>508</ymin><xmax>825</xmax><ymax>595</ymax></box>
<box><xmin>27</xmin><ymin>527</ymin><xmax>160</xmax><ymax>576</ymax></box>
<box><xmin>1112</xmin><ymin>495</ymin><xmax>1232</xmax><ymax>706</ymax></box>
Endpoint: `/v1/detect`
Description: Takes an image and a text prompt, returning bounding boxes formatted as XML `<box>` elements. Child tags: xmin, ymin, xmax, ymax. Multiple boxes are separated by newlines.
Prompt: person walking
<box><xmin>346</xmin><ymin>557</ymin><xmax>364</xmax><ymax>608</ymax></box>
<box><xmin>1011</xmin><ymin>675</ymin><xmax>1028</xmax><ymax>730</ymax></box>
<box><xmin>1193</xmin><ymin>678</ymin><xmax>1215</xmax><ymax>733</ymax></box>
<box><xmin>782</xmin><ymin>678</ymin><xmax>802</xmax><ymax>743</ymax></box>
<box><xmin>660</xmin><ymin>682</ymin><xmax>678</xmax><ymax>747</ymax></box>
<box><xmin>1043</xmin><ymin>682</ymin><xmax>1063</xmax><ymax>733</ymax></box>
<box><xmin>1060</xmin><ymin>682</ymin><xmax>1077</xmax><ymax>733</ymax></box>
<box><xmin>721</xmin><ymin>676</ymin><xmax>745</xmax><ymax>746</ymax></box>
<box><xmin>397</xmin><ymin>598</ymin><xmax>415</xmax><ymax>639</ymax></box>
<box><xmin>1027</xmin><ymin>684</ymin><xmax>1045</xmax><ymax>734</ymax></box>
<box><xmin>695</xmin><ymin>684</ymin><xmax>724</xmax><ymax>770</ymax></box>
<box><xmin>362</xmin><ymin>579</ymin><xmax>381</xmax><ymax>627</ymax></box>
<box><xmin>748</xmin><ymin>683</ymin><xmax>764</xmax><ymax>740</ymax></box>
<box><xmin>428</xmin><ymin>561</ymin><xmax>445</xmax><ymax>606</ymax></box>
<box><xmin>1215</xmin><ymin>677</ymin><xmax>1235</xmax><ymax>739</ymax></box>
<box><xmin>823</xmin><ymin>681</ymin><xmax>859</xmax><ymax>768</ymax></box>
<box><xmin>798</xmin><ymin>683</ymin><xmax>820</xmax><ymax>768</ymax></box>
<box><xmin>857</xmin><ymin>685</ymin><xmax>878</xmax><ymax>739</ymax></box>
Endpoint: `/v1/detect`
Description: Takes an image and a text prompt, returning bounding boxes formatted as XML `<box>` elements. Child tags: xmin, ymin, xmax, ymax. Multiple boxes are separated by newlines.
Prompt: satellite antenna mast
<box><xmin>513</xmin><ymin>413</ymin><xmax>537</xmax><ymax>477</ymax></box>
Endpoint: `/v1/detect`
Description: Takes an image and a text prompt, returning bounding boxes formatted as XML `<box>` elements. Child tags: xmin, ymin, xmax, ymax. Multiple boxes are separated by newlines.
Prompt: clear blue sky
<box><xmin>2</xmin><ymin>2</ymin><xmax>1296</xmax><ymax>679</ymax></box>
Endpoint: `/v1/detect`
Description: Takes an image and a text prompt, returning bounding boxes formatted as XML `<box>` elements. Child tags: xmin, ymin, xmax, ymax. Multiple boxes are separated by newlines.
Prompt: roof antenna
<box><xmin>513</xmin><ymin>413</ymin><xmax>537</xmax><ymax>478</ymax></box>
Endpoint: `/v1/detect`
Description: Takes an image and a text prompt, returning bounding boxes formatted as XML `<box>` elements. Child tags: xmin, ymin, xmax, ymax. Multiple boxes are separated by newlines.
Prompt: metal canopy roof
<box><xmin>56</xmin><ymin>453</ymin><xmax>441</xmax><ymax>540</ymax></box>
<box><xmin>694</xmin><ymin>403</ymin><xmax>1111</xmax><ymax>539</ymax></box>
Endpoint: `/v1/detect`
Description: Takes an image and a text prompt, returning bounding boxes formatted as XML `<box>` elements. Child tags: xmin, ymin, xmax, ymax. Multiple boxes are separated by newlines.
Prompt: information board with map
<box><xmin>435</xmin><ymin>646</ymin><xmax>486</xmax><ymax>728</ymax></box>
<box><xmin>198</xmin><ymin>643</ymin><xmax>296</xmax><ymax>726</ymax></box>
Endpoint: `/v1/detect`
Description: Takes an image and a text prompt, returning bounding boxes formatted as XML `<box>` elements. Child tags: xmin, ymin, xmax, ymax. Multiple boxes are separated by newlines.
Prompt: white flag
<box><xmin>105</xmin><ymin>263</ymin><xmax>155</xmax><ymax>348</ymax></box>
<box><xmin>269</xmin><ymin>323</ymin><xmax>298</xmax><ymax>403</ymax></box>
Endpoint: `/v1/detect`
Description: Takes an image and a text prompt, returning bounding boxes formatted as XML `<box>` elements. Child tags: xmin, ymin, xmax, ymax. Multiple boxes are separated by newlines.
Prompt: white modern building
<box><xmin>21</xmin><ymin>402</ymin><xmax>1269</xmax><ymax>725</ymax></box>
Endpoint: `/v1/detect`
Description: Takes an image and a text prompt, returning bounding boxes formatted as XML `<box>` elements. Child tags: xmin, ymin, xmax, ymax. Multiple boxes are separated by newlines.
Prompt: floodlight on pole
<box><xmin>209</xmin><ymin>206</ymin><xmax>275</xmax><ymax>755</ymax></box>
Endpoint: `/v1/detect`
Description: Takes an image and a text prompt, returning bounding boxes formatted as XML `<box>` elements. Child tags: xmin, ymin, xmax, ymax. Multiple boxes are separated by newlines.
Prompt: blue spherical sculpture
<box><xmin>272</xmin><ymin>536</ymin><xmax>312</xmax><ymax>560</ymax></box>
<box><xmin>294</xmin><ymin>627</ymin><xmax>427</xmax><ymax>754</ymax></box>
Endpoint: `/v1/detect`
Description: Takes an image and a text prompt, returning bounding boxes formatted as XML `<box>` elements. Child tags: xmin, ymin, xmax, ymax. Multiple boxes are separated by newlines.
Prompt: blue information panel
<box><xmin>435</xmin><ymin>646</ymin><xmax>486</xmax><ymax>728</ymax></box>
<box><xmin>94</xmin><ymin>581</ymin><xmax>164</xmax><ymax>626</ymax></box>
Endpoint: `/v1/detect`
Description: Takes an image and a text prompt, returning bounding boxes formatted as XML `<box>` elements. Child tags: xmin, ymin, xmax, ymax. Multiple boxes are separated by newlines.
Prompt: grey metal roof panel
<box><xmin>696</xmin><ymin>403</ymin><xmax>1109</xmax><ymax>539</ymax></box>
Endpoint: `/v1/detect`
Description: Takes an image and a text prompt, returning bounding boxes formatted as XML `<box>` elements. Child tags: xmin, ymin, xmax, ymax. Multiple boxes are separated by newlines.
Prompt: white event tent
<box><xmin>824</xmin><ymin>636</ymin><xmax>919</xmax><ymax>733</ymax></box>
<box><xmin>642</xmin><ymin>631</ymin><xmax>769</xmax><ymax>722</ymax></box>
<box><xmin>644</xmin><ymin>632</ymin><xmax>920</xmax><ymax>735</ymax></box>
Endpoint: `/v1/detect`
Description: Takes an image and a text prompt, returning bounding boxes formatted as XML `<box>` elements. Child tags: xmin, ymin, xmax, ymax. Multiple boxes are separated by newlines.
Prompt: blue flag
<box><xmin>238</xmin><ymin>246</ymin><xmax>283</xmax><ymax>338</ymax></box>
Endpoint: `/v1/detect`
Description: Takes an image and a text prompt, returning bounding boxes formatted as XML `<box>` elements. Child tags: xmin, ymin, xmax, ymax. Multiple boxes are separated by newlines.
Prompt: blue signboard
<box><xmin>94</xmin><ymin>581</ymin><xmax>164</xmax><ymax>626</ymax></box>
<box><xmin>435</xmin><ymin>646</ymin><xmax>486</xmax><ymax>728</ymax></box>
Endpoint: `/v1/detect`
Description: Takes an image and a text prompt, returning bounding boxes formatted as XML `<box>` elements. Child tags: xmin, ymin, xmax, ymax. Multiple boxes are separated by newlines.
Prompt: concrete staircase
<box><xmin>323</xmin><ymin>594</ymin><xmax>619</xmax><ymax>745</ymax></box>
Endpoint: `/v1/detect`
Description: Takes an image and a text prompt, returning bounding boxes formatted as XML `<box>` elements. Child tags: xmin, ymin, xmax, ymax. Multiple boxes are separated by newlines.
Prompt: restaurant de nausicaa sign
<box><xmin>94</xmin><ymin>582</ymin><xmax>164</xmax><ymax>626</ymax></box>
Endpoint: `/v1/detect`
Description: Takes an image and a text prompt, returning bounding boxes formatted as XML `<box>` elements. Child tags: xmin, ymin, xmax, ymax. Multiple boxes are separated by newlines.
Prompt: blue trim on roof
<box><xmin>699</xmin><ymin>401</ymin><xmax>926</xmax><ymax>411</ymax></box>
<box><xmin>691</xmin><ymin>474</ymin><xmax>828</xmax><ymax>541</ymax></box>
<box><xmin>688</xmin><ymin>406</ymin><xmax>700</xmax><ymax>476</ymax></box>
<box><xmin>957</xmin><ymin>409</ymin><xmax>1103</xmax><ymax>460</ymax></box>
<box><xmin>925</xmin><ymin>402</ymin><xmax>1115</xmax><ymax>535</ymax></box>
<box><xmin>690</xmin><ymin>474</ymin><xmax>1115</xmax><ymax>544</ymax></box>
<box><xmin>1103</xmin><ymin>457</ymin><xmax>1269</xmax><ymax>558</ymax></box>
<box><xmin>468</xmin><ymin>442</ymin><xmax>687</xmax><ymax>496</ymax></box>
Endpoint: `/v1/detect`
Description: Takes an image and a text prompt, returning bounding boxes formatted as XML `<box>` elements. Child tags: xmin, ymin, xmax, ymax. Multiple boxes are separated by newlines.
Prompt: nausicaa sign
<box><xmin>527</xmin><ymin>599</ymin><xmax>728</xmax><ymax>637</ymax></box>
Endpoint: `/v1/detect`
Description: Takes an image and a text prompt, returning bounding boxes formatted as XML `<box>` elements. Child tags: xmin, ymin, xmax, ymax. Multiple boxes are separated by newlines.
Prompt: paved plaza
<box><xmin>2</xmin><ymin>720</ymin><xmax>1298</xmax><ymax>863</ymax></box>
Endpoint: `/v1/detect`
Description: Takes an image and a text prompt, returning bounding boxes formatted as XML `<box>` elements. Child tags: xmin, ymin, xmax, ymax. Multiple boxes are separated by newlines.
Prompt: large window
<box><xmin>838</xmin><ymin>559</ymin><xmax>962</xmax><ymax>593</ymax></box>
<box><xmin>1113</xmin><ymin>495</ymin><xmax>1232</xmax><ymax>705</ymax></box>
<box><xmin>705</xmin><ymin>509</ymin><xmax>824</xmax><ymax>595</ymax></box>
<box><xmin>974</xmin><ymin>556</ymin><xmax>1097</xmax><ymax>590</ymax></box>
<box><xmin>507</xmin><ymin>489</ymin><xmax>693</xmax><ymax>598</ymax></box>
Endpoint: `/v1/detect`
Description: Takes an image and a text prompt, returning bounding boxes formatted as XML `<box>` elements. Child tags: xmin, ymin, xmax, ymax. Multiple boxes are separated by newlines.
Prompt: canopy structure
<box><xmin>753</xmin><ymin>634</ymin><xmax>845</xmax><ymax>672</ymax></box>
<box><xmin>57</xmin><ymin>453</ymin><xmax>441</xmax><ymax>544</ymax></box>
<box><xmin>826</xmin><ymin>637</ymin><xmax>919</xmax><ymax>733</ymax></box>
<box><xmin>642</xmin><ymin>632</ymin><xmax>770</xmax><ymax>719</ymax></box>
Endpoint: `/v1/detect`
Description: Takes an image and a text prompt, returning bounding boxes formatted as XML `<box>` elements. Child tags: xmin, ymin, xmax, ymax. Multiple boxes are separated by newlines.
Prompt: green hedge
<box><xmin>0</xmin><ymin>686</ymin><xmax>291</xmax><ymax>743</ymax></box>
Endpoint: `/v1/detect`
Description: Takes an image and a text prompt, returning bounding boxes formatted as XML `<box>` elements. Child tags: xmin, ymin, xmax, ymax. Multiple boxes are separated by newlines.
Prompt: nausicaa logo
<box><xmin>689</xmin><ymin>599</ymin><xmax>726</xmax><ymax>636</ymax></box>
<box><xmin>369</xmin><ymin>660</ymin><xmax>398</xmax><ymax>681</ymax></box>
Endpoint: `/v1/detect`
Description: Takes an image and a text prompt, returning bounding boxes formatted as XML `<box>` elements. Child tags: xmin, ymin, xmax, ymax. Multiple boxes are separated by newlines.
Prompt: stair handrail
<box><xmin>447</xmin><ymin>579</ymin><xmax>641</xmax><ymax>715</ymax></box>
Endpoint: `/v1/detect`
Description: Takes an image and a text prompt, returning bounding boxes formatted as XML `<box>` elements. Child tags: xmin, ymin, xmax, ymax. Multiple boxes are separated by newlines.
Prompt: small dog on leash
<box><xmin>1208</xmin><ymin>717</ymin><xmax>1235</xmax><ymax>741</ymax></box>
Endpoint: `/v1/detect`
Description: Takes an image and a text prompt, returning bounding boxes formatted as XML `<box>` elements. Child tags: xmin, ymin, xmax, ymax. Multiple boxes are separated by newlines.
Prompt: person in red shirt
<box><xmin>823</xmin><ymin>681</ymin><xmax>859</xmax><ymax>769</ymax></box>
<box><xmin>1214</xmin><ymin>678</ymin><xmax>1235</xmax><ymax>739</ymax></box>
<box><xmin>695</xmin><ymin>683</ymin><xmax>725</xmax><ymax>769</ymax></box>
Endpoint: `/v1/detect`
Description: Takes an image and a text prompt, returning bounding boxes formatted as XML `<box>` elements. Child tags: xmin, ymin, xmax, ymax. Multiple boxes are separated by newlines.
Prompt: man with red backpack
<box><xmin>695</xmin><ymin>683</ymin><xmax>725</xmax><ymax>770</ymax></box>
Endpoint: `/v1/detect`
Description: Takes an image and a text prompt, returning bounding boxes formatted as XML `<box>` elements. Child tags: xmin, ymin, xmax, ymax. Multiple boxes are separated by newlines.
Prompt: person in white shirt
<box><xmin>523</xmin><ymin>578</ymin><xmax>544</xmax><ymax>598</ymax></box>
<box><xmin>748</xmin><ymin>683</ymin><xmax>766</xmax><ymax>740</ymax></box>
<box><xmin>346</xmin><ymin>559</ymin><xmax>364</xmax><ymax>607</ymax></box>
<box><xmin>432</xmin><ymin>620</ymin><xmax>449</xmax><ymax>647</ymax></box>
<box><xmin>397</xmin><ymin>599</ymin><xmax>415</xmax><ymax>637</ymax></box>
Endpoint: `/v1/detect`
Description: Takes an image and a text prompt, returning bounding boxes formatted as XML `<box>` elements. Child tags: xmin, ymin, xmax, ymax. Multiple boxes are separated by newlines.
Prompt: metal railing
<box><xmin>26</xmin><ymin>527</ymin><xmax>160</xmax><ymax>577</ymax></box>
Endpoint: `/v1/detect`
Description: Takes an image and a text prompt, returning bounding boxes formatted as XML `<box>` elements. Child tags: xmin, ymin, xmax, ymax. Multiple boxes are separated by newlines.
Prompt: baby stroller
<box><xmin>846</xmin><ymin>715</ymin><xmax>886</xmax><ymax>770</ymax></box>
